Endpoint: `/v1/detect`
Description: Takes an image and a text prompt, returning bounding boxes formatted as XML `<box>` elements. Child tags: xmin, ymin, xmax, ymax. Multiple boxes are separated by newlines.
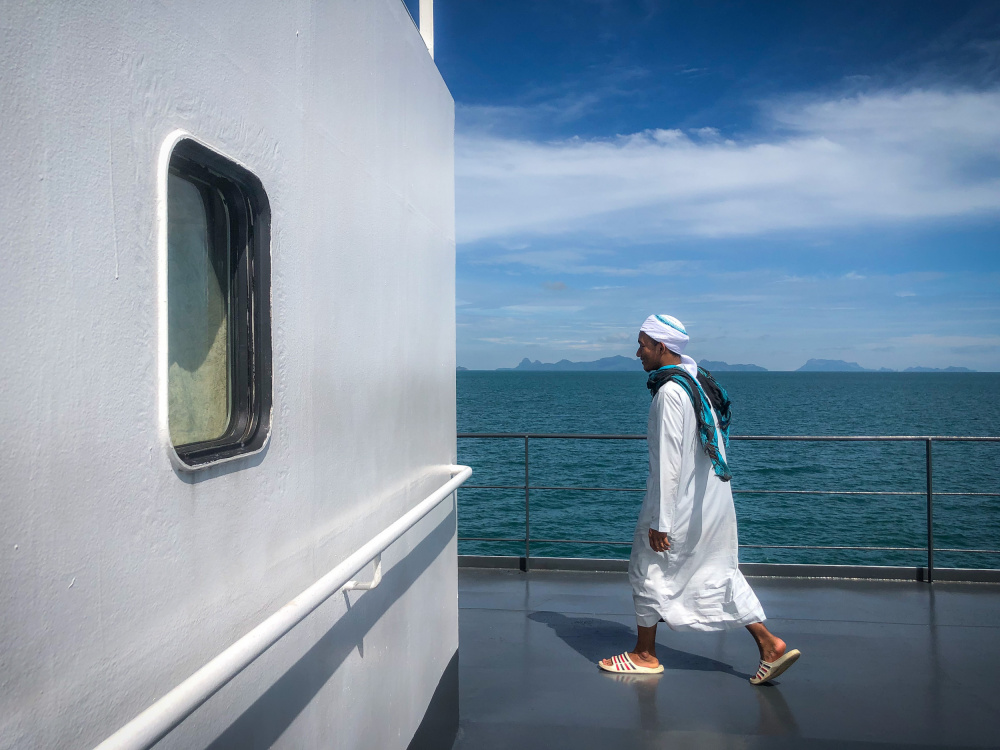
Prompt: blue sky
<box><xmin>423</xmin><ymin>0</ymin><xmax>1000</xmax><ymax>370</ymax></box>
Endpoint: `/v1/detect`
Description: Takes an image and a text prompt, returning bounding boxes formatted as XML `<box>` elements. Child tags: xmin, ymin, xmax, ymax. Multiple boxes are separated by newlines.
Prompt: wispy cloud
<box><xmin>457</xmin><ymin>88</ymin><xmax>1000</xmax><ymax>243</ymax></box>
<box><xmin>500</xmin><ymin>304</ymin><xmax>586</xmax><ymax>315</ymax></box>
<box><xmin>457</xmin><ymin>65</ymin><xmax>649</xmax><ymax>136</ymax></box>
<box><xmin>471</xmin><ymin>247</ymin><xmax>691</xmax><ymax>276</ymax></box>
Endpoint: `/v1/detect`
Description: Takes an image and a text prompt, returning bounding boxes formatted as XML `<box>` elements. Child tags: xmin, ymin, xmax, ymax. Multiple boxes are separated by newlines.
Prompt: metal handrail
<box><xmin>463</xmin><ymin>484</ymin><xmax>1000</xmax><ymax>497</ymax></box>
<box><xmin>93</xmin><ymin>465</ymin><xmax>472</xmax><ymax>750</ymax></box>
<box><xmin>457</xmin><ymin>433</ymin><xmax>1000</xmax><ymax>578</ymax></box>
<box><xmin>460</xmin><ymin>433</ymin><xmax>1000</xmax><ymax>441</ymax></box>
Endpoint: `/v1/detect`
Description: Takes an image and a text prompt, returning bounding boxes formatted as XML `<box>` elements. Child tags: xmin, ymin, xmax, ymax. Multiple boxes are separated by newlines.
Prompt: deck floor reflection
<box><xmin>454</xmin><ymin>568</ymin><xmax>1000</xmax><ymax>750</ymax></box>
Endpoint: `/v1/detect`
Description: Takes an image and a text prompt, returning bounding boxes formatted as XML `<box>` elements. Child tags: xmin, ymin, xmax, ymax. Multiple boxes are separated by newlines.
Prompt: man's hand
<box><xmin>648</xmin><ymin>528</ymin><xmax>670</xmax><ymax>553</ymax></box>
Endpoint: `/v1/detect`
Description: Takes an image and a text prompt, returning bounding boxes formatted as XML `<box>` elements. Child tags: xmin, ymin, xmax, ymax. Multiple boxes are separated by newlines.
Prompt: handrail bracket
<box><xmin>343</xmin><ymin>554</ymin><xmax>383</xmax><ymax>591</ymax></box>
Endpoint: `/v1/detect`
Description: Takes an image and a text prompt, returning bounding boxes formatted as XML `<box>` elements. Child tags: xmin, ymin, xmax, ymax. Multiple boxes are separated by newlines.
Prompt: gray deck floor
<box><xmin>453</xmin><ymin>568</ymin><xmax>1000</xmax><ymax>750</ymax></box>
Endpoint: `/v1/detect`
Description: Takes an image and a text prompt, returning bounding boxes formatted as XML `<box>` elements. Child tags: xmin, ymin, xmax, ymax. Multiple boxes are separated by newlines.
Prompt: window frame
<box><xmin>166</xmin><ymin>138</ymin><xmax>272</xmax><ymax>469</ymax></box>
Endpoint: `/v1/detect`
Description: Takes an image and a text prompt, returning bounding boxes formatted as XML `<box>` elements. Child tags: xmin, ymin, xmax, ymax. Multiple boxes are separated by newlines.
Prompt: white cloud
<box><xmin>456</xmin><ymin>88</ymin><xmax>1000</xmax><ymax>243</ymax></box>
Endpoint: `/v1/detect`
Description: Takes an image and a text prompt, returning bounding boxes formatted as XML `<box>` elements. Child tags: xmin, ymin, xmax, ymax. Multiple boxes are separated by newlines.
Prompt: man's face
<box><xmin>636</xmin><ymin>332</ymin><xmax>665</xmax><ymax>372</ymax></box>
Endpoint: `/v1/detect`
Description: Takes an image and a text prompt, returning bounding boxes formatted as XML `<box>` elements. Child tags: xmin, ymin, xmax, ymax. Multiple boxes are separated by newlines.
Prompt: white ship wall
<box><xmin>0</xmin><ymin>1</ymin><xmax>457</xmax><ymax>748</ymax></box>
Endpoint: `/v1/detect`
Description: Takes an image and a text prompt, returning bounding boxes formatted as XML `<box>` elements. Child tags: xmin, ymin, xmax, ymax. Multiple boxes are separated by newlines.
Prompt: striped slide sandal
<box><xmin>598</xmin><ymin>652</ymin><xmax>664</xmax><ymax>674</ymax></box>
<box><xmin>750</xmin><ymin>649</ymin><xmax>801</xmax><ymax>685</ymax></box>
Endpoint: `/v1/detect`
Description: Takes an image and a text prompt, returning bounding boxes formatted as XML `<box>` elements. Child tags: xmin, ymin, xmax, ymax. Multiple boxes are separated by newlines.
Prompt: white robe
<box><xmin>629</xmin><ymin>380</ymin><xmax>765</xmax><ymax>631</ymax></box>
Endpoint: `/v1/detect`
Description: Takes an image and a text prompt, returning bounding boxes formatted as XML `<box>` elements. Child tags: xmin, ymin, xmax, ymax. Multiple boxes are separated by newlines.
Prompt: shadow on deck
<box><xmin>453</xmin><ymin>568</ymin><xmax>1000</xmax><ymax>750</ymax></box>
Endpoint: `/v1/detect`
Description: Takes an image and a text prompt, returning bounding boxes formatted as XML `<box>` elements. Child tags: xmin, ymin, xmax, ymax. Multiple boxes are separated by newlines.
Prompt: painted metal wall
<box><xmin>0</xmin><ymin>1</ymin><xmax>457</xmax><ymax>747</ymax></box>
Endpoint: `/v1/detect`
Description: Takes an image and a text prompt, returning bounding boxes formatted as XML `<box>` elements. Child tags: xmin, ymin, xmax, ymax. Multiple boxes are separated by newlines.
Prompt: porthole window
<box><xmin>167</xmin><ymin>139</ymin><xmax>271</xmax><ymax>467</ymax></box>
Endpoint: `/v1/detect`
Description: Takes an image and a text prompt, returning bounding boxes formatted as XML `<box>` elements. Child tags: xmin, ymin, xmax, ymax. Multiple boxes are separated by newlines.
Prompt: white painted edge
<box><xmin>156</xmin><ymin>130</ymin><xmax>273</xmax><ymax>474</ymax></box>
<box><xmin>93</xmin><ymin>464</ymin><xmax>472</xmax><ymax>750</ymax></box>
<box><xmin>419</xmin><ymin>0</ymin><xmax>434</xmax><ymax>59</ymax></box>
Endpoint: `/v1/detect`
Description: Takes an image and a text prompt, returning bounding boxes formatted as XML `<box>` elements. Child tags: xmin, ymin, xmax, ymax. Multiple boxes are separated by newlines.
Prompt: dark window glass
<box><xmin>167</xmin><ymin>139</ymin><xmax>271</xmax><ymax>467</ymax></box>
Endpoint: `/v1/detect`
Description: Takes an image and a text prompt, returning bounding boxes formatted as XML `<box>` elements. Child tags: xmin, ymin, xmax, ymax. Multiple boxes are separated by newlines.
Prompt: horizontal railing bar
<box><xmin>529</xmin><ymin>538</ymin><xmax>634</xmax><ymax>546</ymax></box>
<box><xmin>461</xmin><ymin>539</ymin><xmax>924</xmax><ymax>551</ymax></box>
<box><xmin>459</xmin><ymin>537</ymin><xmax>1000</xmax><ymax>554</ymax></box>
<box><xmin>459</xmin><ymin>432</ymin><xmax>1000</xmax><ymax>442</ymax></box>
<box><xmin>94</xmin><ymin>466</ymin><xmax>473</xmax><ymax>750</ymax></box>
<box><xmin>733</xmin><ymin>490</ymin><xmax>1000</xmax><ymax>496</ymax></box>
<box><xmin>743</xmin><ymin>546</ymin><xmax>995</xmax><ymax>554</ymax></box>
<box><xmin>462</xmin><ymin>485</ymin><xmax>525</xmax><ymax>490</ymax></box>
<box><xmin>741</xmin><ymin>544</ymin><xmax>924</xmax><ymax>551</ymax></box>
<box><xmin>462</xmin><ymin>485</ymin><xmax>998</xmax><ymax>497</ymax></box>
<box><xmin>530</xmin><ymin>486</ymin><xmax>646</xmax><ymax>493</ymax></box>
<box><xmin>459</xmin><ymin>537</ymin><xmax>527</xmax><ymax>543</ymax></box>
<box><xmin>735</xmin><ymin>436</ymin><xmax>1000</xmax><ymax>442</ymax></box>
<box><xmin>458</xmin><ymin>537</ymin><xmax>629</xmax><ymax>546</ymax></box>
<box><xmin>738</xmin><ymin>490</ymin><xmax>921</xmax><ymax>496</ymax></box>
<box><xmin>934</xmin><ymin>493</ymin><xmax>1000</xmax><ymax>497</ymax></box>
<box><xmin>466</xmin><ymin>486</ymin><xmax>626</xmax><ymax>493</ymax></box>
<box><xmin>935</xmin><ymin>548</ymin><xmax>1000</xmax><ymax>555</ymax></box>
<box><xmin>459</xmin><ymin>433</ymin><xmax>646</xmax><ymax>439</ymax></box>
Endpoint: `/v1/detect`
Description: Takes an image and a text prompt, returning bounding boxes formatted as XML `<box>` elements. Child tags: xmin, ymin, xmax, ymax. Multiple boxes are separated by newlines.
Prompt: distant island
<box><xmin>797</xmin><ymin>359</ymin><xmax>881</xmax><ymax>372</ymax></box>
<box><xmin>476</xmin><ymin>356</ymin><xmax>977</xmax><ymax>372</ymax></box>
<box><xmin>901</xmin><ymin>366</ymin><xmax>977</xmax><ymax>373</ymax></box>
<box><xmin>796</xmin><ymin>359</ymin><xmax>975</xmax><ymax>373</ymax></box>
<box><xmin>497</xmin><ymin>356</ymin><xmax>767</xmax><ymax>372</ymax></box>
<box><xmin>499</xmin><ymin>355</ymin><xmax>642</xmax><ymax>372</ymax></box>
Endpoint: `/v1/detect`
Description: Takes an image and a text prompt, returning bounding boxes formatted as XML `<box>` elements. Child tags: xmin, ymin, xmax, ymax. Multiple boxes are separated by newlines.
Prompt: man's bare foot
<box><xmin>760</xmin><ymin>637</ymin><xmax>785</xmax><ymax>664</ymax></box>
<box><xmin>746</xmin><ymin>622</ymin><xmax>786</xmax><ymax>662</ymax></box>
<box><xmin>600</xmin><ymin>650</ymin><xmax>659</xmax><ymax>669</ymax></box>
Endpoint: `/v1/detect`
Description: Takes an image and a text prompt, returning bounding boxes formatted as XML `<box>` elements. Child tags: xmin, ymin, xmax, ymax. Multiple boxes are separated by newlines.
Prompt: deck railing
<box><xmin>457</xmin><ymin>433</ymin><xmax>1000</xmax><ymax>581</ymax></box>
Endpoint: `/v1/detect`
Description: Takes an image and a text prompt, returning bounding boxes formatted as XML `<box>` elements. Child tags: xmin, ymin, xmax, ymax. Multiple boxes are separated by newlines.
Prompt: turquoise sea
<box><xmin>456</xmin><ymin>371</ymin><xmax>1000</xmax><ymax>569</ymax></box>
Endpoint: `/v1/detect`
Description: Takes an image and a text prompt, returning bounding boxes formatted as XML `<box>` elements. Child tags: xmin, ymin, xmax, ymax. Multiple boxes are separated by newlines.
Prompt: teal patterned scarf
<box><xmin>646</xmin><ymin>365</ymin><xmax>732</xmax><ymax>482</ymax></box>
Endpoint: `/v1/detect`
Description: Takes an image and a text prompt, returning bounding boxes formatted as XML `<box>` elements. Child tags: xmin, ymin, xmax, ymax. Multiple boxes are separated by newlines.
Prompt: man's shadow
<box><xmin>527</xmin><ymin>610</ymin><xmax>799</xmax><ymax>737</ymax></box>
<box><xmin>527</xmin><ymin>610</ymin><xmax>754</xmax><ymax>680</ymax></box>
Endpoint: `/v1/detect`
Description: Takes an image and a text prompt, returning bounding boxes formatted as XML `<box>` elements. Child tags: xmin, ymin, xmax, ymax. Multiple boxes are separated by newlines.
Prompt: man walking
<box><xmin>600</xmin><ymin>314</ymin><xmax>800</xmax><ymax>685</ymax></box>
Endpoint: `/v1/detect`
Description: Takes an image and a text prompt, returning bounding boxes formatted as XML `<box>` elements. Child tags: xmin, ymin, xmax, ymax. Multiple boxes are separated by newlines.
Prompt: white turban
<box><xmin>640</xmin><ymin>314</ymin><xmax>698</xmax><ymax>377</ymax></box>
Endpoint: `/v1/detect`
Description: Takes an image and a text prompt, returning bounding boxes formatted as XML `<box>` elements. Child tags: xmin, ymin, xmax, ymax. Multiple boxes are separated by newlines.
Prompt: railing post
<box><xmin>926</xmin><ymin>438</ymin><xmax>934</xmax><ymax>584</ymax></box>
<box><xmin>524</xmin><ymin>435</ymin><xmax>531</xmax><ymax>572</ymax></box>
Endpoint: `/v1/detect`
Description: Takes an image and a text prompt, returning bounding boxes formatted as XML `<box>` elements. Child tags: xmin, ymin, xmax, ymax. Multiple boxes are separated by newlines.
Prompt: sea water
<box><xmin>457</xmin><ymin>371</ymin><xmax>1000</xmax><ymax>569</ymax></box>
